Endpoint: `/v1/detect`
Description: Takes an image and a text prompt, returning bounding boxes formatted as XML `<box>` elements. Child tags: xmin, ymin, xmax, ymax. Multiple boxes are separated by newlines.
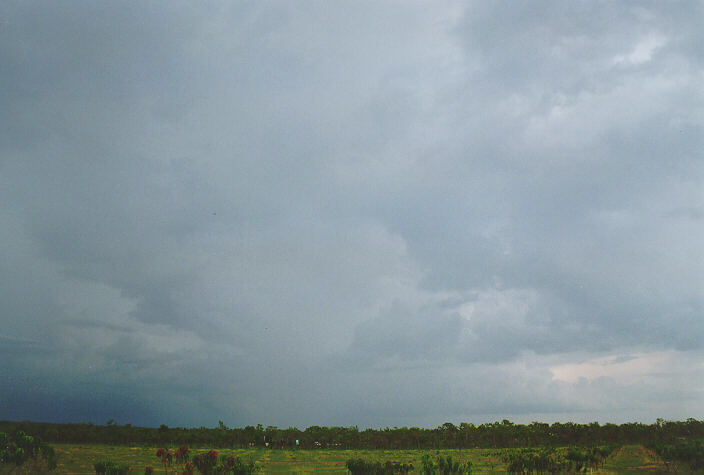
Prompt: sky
<box><xmin>1</xmin><ymin>1</ymin><xmax>703</xmax><ymax>429</ymax></box>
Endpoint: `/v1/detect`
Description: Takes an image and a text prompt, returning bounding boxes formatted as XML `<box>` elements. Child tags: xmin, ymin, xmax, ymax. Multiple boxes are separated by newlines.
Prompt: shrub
<box><xmin>219</xmin><ymin>454</ymin><xmax>260</xmax><ymax>474</ymax></box>
<box><xmin>192</xmin><ymin>451</ymin><xmax>259</xmax><ymax>474</ymax></box>
<box><xmin>589</xmin><ymin>445</ymin><xmax>616</xmax><ymax>468</ymax></box>
<box><xmin>94</xmin><ymin>460</ymin><xmax>130</xmax><ymax>475</ymax></box>
<box><xmin>192</xmin><ymin>450</ymin><xmax>219</xmax><ymax>474</ymax></box>
<box><xmin>156</xmin><ymin>447</ymin><xmax>173</xmax><ymax>472</ymax></box>
<box><xmin>438</xmin><ymin>455</ymin><xmax>472</xmax><ymax>474</ymax></box>
<box><xmin>650</xmin><ymin>439</ymin><xmax>704</xmax><ymax>472</ymax></box>
<box><xmin>502</xmin><ymin>449</ymin><xmax>564</xmax><ymax>474</ymax></box>
<box><xmin>421</xmin><ymin>454</ymin><xmax>471</xmax><ymax>474</ymax></box>
<box><xmin>346</xmin><ymin>458</ymin><xmax>413</xmax><ymax>474</ymax></box>
<box><xmin>565</xmin><ymin>447</ymin><xmax>590</xmax><ymax>472</ymax></box>
<box><xmin>175</xmin><ymin>444</ymin><xmax>191</xmax><ymax>464</ymax></box>
<box><xmin>0</xmin><ymin>431</ymin><xmax>57</xmax><ymax>471</ymax></box>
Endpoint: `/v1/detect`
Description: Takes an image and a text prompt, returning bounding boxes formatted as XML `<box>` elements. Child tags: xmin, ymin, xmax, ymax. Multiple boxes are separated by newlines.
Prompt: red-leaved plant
<box><xmin>171</xmin><ymin>445</ymin><xmax>191</xmax><ymax>473</ymax></box>
<box><xmin>155</xmin><ymin>448</ymin><xmax>172</xmax><ymax>474</ymax></box>
<box><xmin>192</xmin><ymin>450</ymin><xmax>219</xmax><ymax>474</ymax></box>
<box><xmin>174</xmin><ymin>445</ymin><xmax>190</xmax><ymax>467</ymax></box>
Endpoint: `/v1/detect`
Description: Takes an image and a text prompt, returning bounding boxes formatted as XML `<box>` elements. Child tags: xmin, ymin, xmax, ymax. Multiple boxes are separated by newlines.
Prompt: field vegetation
<box><xmin>35</xmin><ymin>443</ymin><xmax>704</xmax><ymax>473</ymax></box>
<box><xmin>2</xmin><ymin>419</ymin><xmax>703</xmax><ymax>473</ymax></box>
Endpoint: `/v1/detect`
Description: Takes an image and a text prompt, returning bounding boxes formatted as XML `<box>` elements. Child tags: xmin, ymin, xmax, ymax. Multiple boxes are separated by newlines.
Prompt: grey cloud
<box><xmin>1</xmin><ymin>1</ymin><xmax>702</xmax><ymax>427</ymax></box>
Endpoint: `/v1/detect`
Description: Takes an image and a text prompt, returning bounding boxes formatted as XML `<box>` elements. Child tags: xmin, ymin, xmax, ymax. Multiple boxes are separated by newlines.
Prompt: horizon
<box><xmin>3</xmin><ymin>417</ymin><xmax>698</xmax><ymax>431</ymax></box>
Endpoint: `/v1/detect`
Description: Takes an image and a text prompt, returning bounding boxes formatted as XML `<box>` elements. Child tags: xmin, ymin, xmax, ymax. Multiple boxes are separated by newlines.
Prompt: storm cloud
<box><xmin>1</xmin><ymin>1</ymin><xmax>702</xmax><ymax>428</ymax></box>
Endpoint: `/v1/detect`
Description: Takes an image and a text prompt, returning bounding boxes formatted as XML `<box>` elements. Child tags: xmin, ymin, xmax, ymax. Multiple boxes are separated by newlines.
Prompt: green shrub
<box><xmin>0</xmin><ymin>430</ymin><xmax>57</xmax><ymax>471</ymax></box>
<box><xmin>219</xmin><ymin>454</ymin><xmax>260</xmax><ymax>474</ymax></box>
<box><xmin>420</xmin><ymin>454</ymin><xmax>471</xmax><ymax>474</ymax></box>
<box><xmin>501</xmin><ymin>446</ymin><xmax>616</xmax><ymax>473</ymax></box>
<box><xmin>502</xmin><ymin>448</ymin><xmax>566</xmax><ymax>473</ymax></box>
<box><xmin>192</xmin><ymin>450</ymin><xmax>219</xmax><ymax>474</ymax></box>
<box><xmin>650</xmin><ymin>439</ymin><xmax>704</xmax><ymax>472</ymax></box>
<box><xmin>346</xmin><ymin>458</ymin><xmax>413</xmax><ymax>474</ymax></box>
<box><xmin>94</xmin><ymin>460</ymin><xmax>130</xmax><ymax>475</ymax></box>
<box><xmin>191</xmin><ymin>450</ymin><xmax>259</xmax><ymax>474</ymax></box>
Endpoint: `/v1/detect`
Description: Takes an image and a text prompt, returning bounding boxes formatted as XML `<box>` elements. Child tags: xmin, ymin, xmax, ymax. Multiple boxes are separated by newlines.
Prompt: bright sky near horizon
<box><xmin>1</xmin><ymin>1</ymin><xmax>703</xmax><ymax>428</ymax></box>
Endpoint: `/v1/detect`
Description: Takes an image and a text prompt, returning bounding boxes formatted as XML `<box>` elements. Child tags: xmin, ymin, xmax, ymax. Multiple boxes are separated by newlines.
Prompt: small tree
<box><xmin>0</xmin><ymin>431</ymin><xmax>57</xmax><ymax>472</ymax></box>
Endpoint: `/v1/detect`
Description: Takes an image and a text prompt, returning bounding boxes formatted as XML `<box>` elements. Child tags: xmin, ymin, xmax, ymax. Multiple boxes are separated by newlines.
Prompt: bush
<box><xmin>156</xmin><ymin>447</ymin><xmax>173</xmax><ymax>471</ymax></box>
<box><xmin>191</xmin><ymin>450</ymin><xmax>259</xmax><ymax>474</ymax></box>
<box><xmin>502</xmin><ymin>448</ymin><xmax>565</xmax><ymax>473</ymax></box>
<box><xmin>175</xmin><ymin>444</ymin><xmax>191</xmax><ymax>464</ymax></box>
<box><xmin>420</xmin><ymin>454</ymin><xmax>472</xmax><ymax>474</ymax></box>
<box><xmin>501</xmin><ymin>446</ymin><xmax>617</xmax><ymax>473</ymax></box>
<box><xmin>346</xmin><ymin>458</ymin><xmax>413</xmax><ymax>474</ymax></box>
<box><xmin>219</xmin><ymin>454</ymin><xmax>260</xmax><ymax>474</ymax></box>
<box><xmin>650</xmin><ymin>439</ymin><xmax>704</xmax><ymax>472</ymax></box>
<box><xmin>94</xmin><ymin>460</ymin><xmax>130</xmax><ymax>475</ymax></box>
<box><xmin>193</xmin><ymin>450</ymin><xmax>219</xmax><ymax>474</ymax></box>
<box><xmin>0</xmin><ymin>430</ymin><xmax>57</xmax><ymax>471</ymax></box>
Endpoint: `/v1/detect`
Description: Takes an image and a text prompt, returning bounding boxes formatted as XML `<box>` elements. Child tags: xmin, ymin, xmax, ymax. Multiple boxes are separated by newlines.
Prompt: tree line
<box><xmin>0</xmin><ymin>418</ymin><xmax>701</xmax><ymax>450</ymax></box>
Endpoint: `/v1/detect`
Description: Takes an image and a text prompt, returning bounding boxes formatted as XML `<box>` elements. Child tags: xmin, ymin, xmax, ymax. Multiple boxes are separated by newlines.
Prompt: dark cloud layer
<box><xmin>1</xmin><ymin>1</ymin><xmax>702</xmax><ymax>428</ymax></box>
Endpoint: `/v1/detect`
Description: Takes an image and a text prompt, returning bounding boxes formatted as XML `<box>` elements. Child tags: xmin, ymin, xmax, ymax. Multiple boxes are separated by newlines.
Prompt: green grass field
<box><xmin>50</xmin><ymin>444</ymin><xmax>670</xmax><ymax>473</ymax></box>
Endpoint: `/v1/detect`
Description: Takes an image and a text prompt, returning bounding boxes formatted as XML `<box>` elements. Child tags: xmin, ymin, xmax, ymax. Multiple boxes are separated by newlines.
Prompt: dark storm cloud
<box><xmin>1</xmin><ymin>1</ymin><xmax>702</xmax><ymax>427</ymax></box>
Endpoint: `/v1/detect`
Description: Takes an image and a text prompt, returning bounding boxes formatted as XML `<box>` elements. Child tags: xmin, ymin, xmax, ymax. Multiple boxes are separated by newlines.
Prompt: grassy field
<box><xmin>51</xmin><ymin>444</ymin><xmax>669</xmax><ymax>473</ymax></box>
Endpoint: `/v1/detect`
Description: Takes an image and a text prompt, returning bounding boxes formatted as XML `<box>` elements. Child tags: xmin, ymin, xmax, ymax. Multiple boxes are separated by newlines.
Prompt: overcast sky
<box><xmin>1</xmin><ymin>1</ymin><xmax>703</xmax><ymax>429</ymax></box>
